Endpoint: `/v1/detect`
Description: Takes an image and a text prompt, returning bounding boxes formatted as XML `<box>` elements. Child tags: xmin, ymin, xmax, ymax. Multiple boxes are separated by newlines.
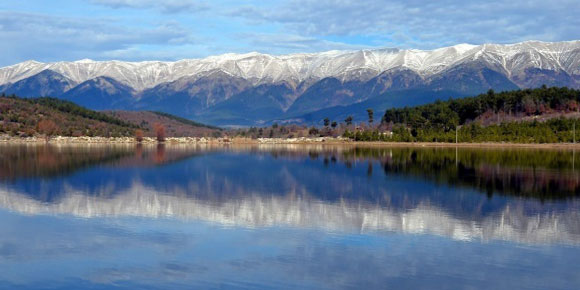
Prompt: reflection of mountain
<box><xmin>2</xmin><ymin>144</ymin><xmax>580</xmax><ymax>206</ymax></box>
<box><xmin>1</xmin><ymin>144</ymin><xmax>579</xmax><ymax>244</ymax></box>
<box><xmin>0</xmin><ymin>182</ymin><xmax>578</xmax><ymax>245</ymax></box>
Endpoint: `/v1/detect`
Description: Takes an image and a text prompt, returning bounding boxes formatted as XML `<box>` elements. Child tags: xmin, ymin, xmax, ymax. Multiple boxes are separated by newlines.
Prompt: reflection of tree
<box><xmin>0</xmin><ymin>145</ymin><xmax>134</xmax><ymax>180</ymax></box>
<box><xmin>3</xmin><ymin>144</ymin><xmax>580</xmax><ymax>201</ymax></box>
<box><xmin>135</xmin><ymin>143</ymin><xmax>143</xmax><ymax>159</ymax></box>
<box><xmin>261</xmin><ymin>146</ymin><xmax>580</xmax><ymax>200</ymax></box>
<box><xmin>341</xmin><ymin>147</ymin><xmax>580</xmax><ymax>200</ymax></box>
<box><xmin>0</xmin><ymin>144</ymin><xmax>208</xmax><ymax>181</ymax></box>
<box><xmin>154</xmin><ymin>144</ymin><xmax>166</xmax><ymax>164</ymax></box>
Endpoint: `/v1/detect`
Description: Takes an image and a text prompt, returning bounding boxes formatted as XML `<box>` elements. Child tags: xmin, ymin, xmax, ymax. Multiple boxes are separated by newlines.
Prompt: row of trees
<box><xmin>27</xmin><ymin>97</ymin><xmax>138</xmax><ymax>128</ymax></box>
<box><xmin>134</xmin><ymin>123</ymin><xmax>166</xmax><ymax>143</ymax></box>
<box><xmin>322</xmin><ymin>109</ymin><xmax>374</xmax><ymax>128</ymax></box>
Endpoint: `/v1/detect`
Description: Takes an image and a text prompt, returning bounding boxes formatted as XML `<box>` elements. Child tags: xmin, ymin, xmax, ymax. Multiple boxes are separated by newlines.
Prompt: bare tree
<box><xmin>153</xmin><ymin>123</ymin><xmax>166</xmax><ymax>142</ymax></box>
<box><xmin>37</xmin><ymin>119</ymin><xmax>57</xmax><ymax>142</ymax></box>
<box><xmin>134</xmin><ymin>129</ymin><xmax>144</xmax><ymax>143</ymax></box>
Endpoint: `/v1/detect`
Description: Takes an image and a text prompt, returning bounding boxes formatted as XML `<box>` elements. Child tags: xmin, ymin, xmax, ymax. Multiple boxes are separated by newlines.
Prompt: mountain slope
<box><xmin>105</xmin><ymin>111</ymin><xmax>221</xmax><ymax>137</ymax></box>
<box><xmin>0</xmin><ymin>70</ymin><xmax>74</xmax><ymax>97</ymax></box>
<box><xmin>61</xmin><ymin>76</ymin><xmax>135</xmax><ymax>110</ymax></box>
<box><xmin>0</xmin><ymin>40</ymin><xmax>578</xmax><ymax>126</ymax></box>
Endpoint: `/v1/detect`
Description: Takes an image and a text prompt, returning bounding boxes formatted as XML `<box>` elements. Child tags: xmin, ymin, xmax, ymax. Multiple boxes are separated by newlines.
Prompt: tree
<box><xmin>153</xmin><ymin>123</ymin><xmax>166</xmax><ymax>142</ymax></box>
<box><xmin>366</xmin><ymin>109</ymin><xmax>374</xmax><ymax>125</ymax></box>
<box><xmin>36</xmin><ymin>119</ymin><xmax>57</xmax><ymax>142</ymax></box>
<box><xmin>134</xmin><ymin>129</ymin><xmax>144</xmax><ymax>143</ymax></box>
<box><xmin>345</xmin><ymin>115</ymin><xmax>353</xmax><ymax>126</ymax></box>
<box><xmin>323</xmin><ymin>117</ymin><xmax>330</xmax><ymax>127</ymax></box>
<box><xmin>331</xmin><ymin>121</ymin><xmax>337</xmax><ymax>129</ymax></box>
<box><xmin>308</xmin><ymin>127</ymin><xmax>319</xmax><ymax>136</ymax></box>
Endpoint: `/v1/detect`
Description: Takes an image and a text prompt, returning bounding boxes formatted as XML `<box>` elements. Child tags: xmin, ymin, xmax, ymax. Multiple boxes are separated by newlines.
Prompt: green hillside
<box><xmin>349</xmin><ymin>86</ymin><xmax>580</xmax><ymax>143</ymax></box>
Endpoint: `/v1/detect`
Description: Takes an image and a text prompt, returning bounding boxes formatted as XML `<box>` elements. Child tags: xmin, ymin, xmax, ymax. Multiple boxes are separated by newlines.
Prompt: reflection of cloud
<box><xmin>88</xmin><ymin>263</ymin><xmax>208</xmax><ymax>285</ymax></box>
<box><xmin>0</xmin><ymin>183</ymin><xmax>578</xmax><ymax>245</ymax></box>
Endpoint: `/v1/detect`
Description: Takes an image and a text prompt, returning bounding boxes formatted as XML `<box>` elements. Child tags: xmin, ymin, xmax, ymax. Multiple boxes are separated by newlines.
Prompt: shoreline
<box><xmin>3</xmin><ymin>135</ymin><xmax>580</xmax><ymax>149</ymax></box>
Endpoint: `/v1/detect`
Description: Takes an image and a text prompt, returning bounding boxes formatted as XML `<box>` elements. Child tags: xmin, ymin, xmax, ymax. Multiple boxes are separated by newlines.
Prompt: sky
<box><xmin>0</xmin><ymin>0</ymin><xmax>578</xmax><ymax>66</ymax></box>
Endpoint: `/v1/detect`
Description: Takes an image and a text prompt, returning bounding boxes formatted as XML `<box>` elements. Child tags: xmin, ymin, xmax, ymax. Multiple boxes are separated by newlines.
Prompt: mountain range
<box><xmin>1</xmin><ymin>40</ymin><xmax>579</xmax><ymax>126</ymax></box>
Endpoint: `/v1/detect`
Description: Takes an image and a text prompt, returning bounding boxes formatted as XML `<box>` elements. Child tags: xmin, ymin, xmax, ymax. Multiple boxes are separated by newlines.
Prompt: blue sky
<box><xmin>0</xmin><ymin>0</ymin><xmax>578</xmax><ymax>66</ymax></box>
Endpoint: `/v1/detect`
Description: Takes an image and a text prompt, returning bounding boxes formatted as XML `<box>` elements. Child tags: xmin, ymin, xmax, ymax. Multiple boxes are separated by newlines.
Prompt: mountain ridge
<box><xmin>1</xmin><ymin>40</ymin><xmax>579</xmax><ymax>126</ymax></box>
<box><xmin>2</xmin><ymin>40</ymin><xmax>578</xmax><ymax>90</ymax></box>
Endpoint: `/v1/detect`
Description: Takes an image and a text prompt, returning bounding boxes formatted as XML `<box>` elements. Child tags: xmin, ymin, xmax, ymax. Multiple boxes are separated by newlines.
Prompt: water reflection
<box><xmin>1</xmin><ymin>182</ymin><xmax>578</xmax><ymax>245</ymax></box>
<box><xmin>0</xmin><ymin>144</ymin><xmax>579</xmax><ymax>245</ymax></box>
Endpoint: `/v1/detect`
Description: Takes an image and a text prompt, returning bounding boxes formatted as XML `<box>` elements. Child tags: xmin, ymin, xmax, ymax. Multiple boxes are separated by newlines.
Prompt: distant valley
<box><xmin>0</xmin><ymin>40</ymin><xmax>579</xmax><ymax>126</ymax></box>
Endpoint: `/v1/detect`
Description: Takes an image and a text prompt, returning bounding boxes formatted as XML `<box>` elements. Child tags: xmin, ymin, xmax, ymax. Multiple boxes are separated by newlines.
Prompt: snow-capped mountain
<box><xmin>1</xmin><ymin>40</ymin><xmax>579</xmax><ymax>125</ymax></box>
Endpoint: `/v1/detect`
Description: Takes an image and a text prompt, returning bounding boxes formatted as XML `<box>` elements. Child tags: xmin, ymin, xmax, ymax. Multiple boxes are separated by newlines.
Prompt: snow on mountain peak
<box><xmin>74</xmin><ymin>58</ymin><xmax>96</xmax><ymax>63</ymax></box>
<box><xmin>0</xmin><ymin>40</ymin><xmax>578</xmax><ymax>91</ymax></box>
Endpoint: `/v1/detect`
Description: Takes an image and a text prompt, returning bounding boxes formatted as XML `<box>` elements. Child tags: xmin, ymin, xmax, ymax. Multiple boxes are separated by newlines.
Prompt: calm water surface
<box><xmin>0</xmin><ymin>143</ymin><xmax>579</xmax><ymax>289</ymax></box>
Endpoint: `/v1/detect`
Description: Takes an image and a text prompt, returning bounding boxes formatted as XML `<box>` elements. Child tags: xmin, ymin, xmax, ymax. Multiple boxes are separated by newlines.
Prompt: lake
<box><xmin>0</xmin><ymin>143</ymin><xmax>579</xmax><ymax>289</ymax></box>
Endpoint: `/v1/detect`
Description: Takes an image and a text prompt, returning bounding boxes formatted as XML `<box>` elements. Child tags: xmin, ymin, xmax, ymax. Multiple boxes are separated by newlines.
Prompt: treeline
<box><xmin>29</xmin><ymin>97</ymin><xmax>137</xmax><ymax>128</ymax></box>
<box><xmin>353</xmin><ymin>86</ymin><xmax>580</xmax><ymax>143</ymax></box>
<box><xmin>382</xmin><ymin>86</ymin><xmax>580</xmax><ymax>127</ymax></box>
<box><xmin>232</xmin><ymin>123</ymin><xmax>318</xmax><ymax>139</ymax></box>
<box><xmin>150</xmin><ymin>111</ymin><xmax>221</xmax><ymax>130</ymax></box>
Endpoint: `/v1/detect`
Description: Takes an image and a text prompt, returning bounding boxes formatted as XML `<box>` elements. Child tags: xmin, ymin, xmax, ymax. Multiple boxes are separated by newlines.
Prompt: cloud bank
<box><xmin>0</xmin><ymin>0</ymin><xmax>577</xmax><ymax>65</ymax></box>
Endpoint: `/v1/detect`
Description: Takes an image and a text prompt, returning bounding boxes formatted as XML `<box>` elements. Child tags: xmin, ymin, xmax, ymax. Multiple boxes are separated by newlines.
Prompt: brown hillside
<box><xmin>106</xmin><ymin>111</ymin><xmax>221</xmax><ymax>137</ymax></box>
<box><xmin>0</xmin><ymin>97</ymin><xmax>136</xmax><ymax>137</ymax></box>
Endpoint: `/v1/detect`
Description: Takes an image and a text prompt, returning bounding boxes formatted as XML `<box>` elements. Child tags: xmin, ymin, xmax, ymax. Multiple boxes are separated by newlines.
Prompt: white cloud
<box><xmin>0</xmin><ymin>0</ymin><xmax>578</xmax><ymax>65</ymax></box>
<box><xmin>236</xmin><ymin>32</ymin><xmax>375</xmax><ymax>54</ymax></box>
<box><xmin>229</xmin><ymin>0</ymin><xmax>580</xmax><ymax>48</ymax></box>
<box><xmin>90</xmin><ymin>0</ymin><xmax>209</xmax><ymax>13</ymax></box>
<box><xmin>0</xmin><ymin>11</ymin><xmax>196</xmax><ymax>64</ymax></box>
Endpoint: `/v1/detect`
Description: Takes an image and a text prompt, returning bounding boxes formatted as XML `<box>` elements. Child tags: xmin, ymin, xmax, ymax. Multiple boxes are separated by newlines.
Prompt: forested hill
<box><xmin>383</xmin><ymin>86</ymin><xmax>580</xmax><ymax>128</ymax></box>
<box><xmin>0</xmin><ymin>96</ymin><xmax>221</xmax><ymax>138</ymax></box>
<box><xmin>377</xmin><ymin>86</ymin><xmax>580</xmax><ymax>143</ymax></box>
<box><xmin>0</xmin><ymin>96</ymin><xmax>138</xmax><ymax>137</ymax></box>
